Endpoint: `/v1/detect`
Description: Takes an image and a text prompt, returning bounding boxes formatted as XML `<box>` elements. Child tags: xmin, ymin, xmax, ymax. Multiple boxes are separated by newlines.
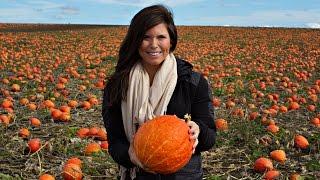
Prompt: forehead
<box><xmin>145</xmin><ymin>23</ymin><xmax>169</xmax><ymax>35</ymax></box>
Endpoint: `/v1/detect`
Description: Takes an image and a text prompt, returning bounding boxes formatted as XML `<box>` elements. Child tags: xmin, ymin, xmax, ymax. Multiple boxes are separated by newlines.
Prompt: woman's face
<box><xmin>139</xmin><ymin>23</ymin><xmax>171</xmax><ymax>72</ymax></box>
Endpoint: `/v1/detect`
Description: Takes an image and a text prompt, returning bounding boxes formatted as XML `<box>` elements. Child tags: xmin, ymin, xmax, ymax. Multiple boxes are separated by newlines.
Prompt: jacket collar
<box><xmin>176</xmin><ymin>58</ymin><xmax>193</xmax><ymax>81</ymax></box>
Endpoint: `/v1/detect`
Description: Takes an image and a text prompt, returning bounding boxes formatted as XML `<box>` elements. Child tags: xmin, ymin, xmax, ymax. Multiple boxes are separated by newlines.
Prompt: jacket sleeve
<box><xmin>191</xmin><ymin>75</ymin><xmax>216</xmax><ymax>153</ymax></box>
<box><xmin>102</xmin><ymin>86</ymin><xmax>135</xmax><ymax>168</ymax></box>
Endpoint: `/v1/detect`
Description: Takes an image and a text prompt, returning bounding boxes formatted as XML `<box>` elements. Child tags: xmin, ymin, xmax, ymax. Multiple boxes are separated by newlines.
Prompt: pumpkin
<box><xmin>249</xmin><ymin>112</ymin><xmax>259</xmax><ymax>120</ymax></box>
<box><xmin>60</xmin><ymin>105</ymin><xmax>71</xmax><ymax>113</ymax></box>
<box><xmin>133</xmin><ymin>115</ymin><xmax>193</xmax><ymax>174</ymax></box>
<box><xmin>11</xmin><ymin>84</ymin><xmax>21</xmax><ymax>92</ymax></box>
<box><xmin>212</xmin><ymin>98</ymin><xmax>221</xmax><ymax>107</ymax></box>
<box><xmin>30</xmin><ymin>117</ymin><xmax>41</xmax><ymax>127</ymax></box>
<box><xmin>43</xmin><ymin>100</ymin><xmax>55</xmax><ymax>109</ymax></box>
<box><xmin>39</xmin><ymin>173</ymin><xmax>55</xmax><ymax>180</ymax></box>
<box><xmin>68</xmin><ymin>100</ymin><xmax>78</xmax><ymax>108</ymax></box>
<box><xmin>279</xmin><ymin>105</ymin><xmax>288</xmax><ymax>113</ymax></box>
<box><xmin>310</xmin><ymin>118</ymin><xmax>320</xmax><ymax>127</ymax></box>
<box><xmin>96</xmin><ymin>128</ymin><xmax>107</xmax><ymax>141</ymax></box>
<box><xmin>80</xmin><ymin>101</ymin><xmax>91</xmax><ymax>110</ymax></box>
<box><xmin>0</xmin><ymin>114</ymin><xmax>10</xmax><ymax>125</ymax></box>
<box><xmin>288</xmin><ymin>102</ymin><xmax>300</xmax><ymax>110</ymax></box>
<box><xmin>266</xmin><ymin>124</ymin><xmax>279</xmax><ymax>134</ymax></box>
<box><xmin>19</xmin><ymin>128</ymin><xmax>30</xmax><ymax>138</ymax></box>
<box><xmin>19</xmin><ymin>98</ymin><xmax>29</xmax><ymax>105</ymax></box>
<box><xmin>77</xmin><ymin>128</ymin><xmax>89</xmax><ymax>138</ymax></box>
<box><xmin>215</xmin><ymin>118</ymin><xmax>228</xmax><ymax>131</ymax></box>
<box><xmin>51</xmin><ymin>109</ymin><xmax>62</xmax><ymax>120</ymax></box>
<box><xmin>294</xmin><ymin>135</ymin><xmax>309</xmax><ymax>149</ymax></box>
<box><xmin>63</xmin><ymin>163</ymin><xmax>82</xmax><ymax>180</ymax></box>
<box><xmin>270</xmin><ymin>150</ymin><xmax>286</xmax><ymax>163</ymax></box>
<box><xmin>59</xmin><ymin>112</ymin><xmax>71</xmax><ymax>122</ymax></box>
<box><xmin>28</xmin><ymin>138</ymin><xmax>41</xmax><ymax>153</ymax></box>
<box><xmin>85</xmin><ymin>142</ymin><xmax>101</xmax><ymax>155</ymax></box>
<box><xmin>100</xmin><ymin>141</ymin><xmax>109</xmax><ymax>150</ymax></box>
<box><xmin>289</xmin><ymin>173</ymin><xmax>301</xmax><ymax>180</ymax></box>
<box><xmin>1</xmin><ymin>99</ymin><xmax>13</xmax><ymax>108</ymax></box>
<box><xmin>254</xmin><ymin>157</ymin><xmax>273</xmax><ymax>172</ymax></box>
<box><xmin>264</xmin><ymin>170</ymin><xmax>280</xmax><ymax>180</ymax></box>
<box><xmin>88</xmin><ymin>127</ymin><xmax>99</xmax><ymax>136</ymax></box>
<box><xmin>28</xmin><ymin>103</ymin><xmax>37</xmax><ymax>111</ymax></box>
<box><xmin>66</xmin><ymin>157</ymin><xmax>82</xmax><ymax>168</ymax></box>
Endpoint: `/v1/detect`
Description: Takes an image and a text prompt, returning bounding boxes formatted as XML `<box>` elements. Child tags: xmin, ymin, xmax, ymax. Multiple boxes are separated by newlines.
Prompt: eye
<box><xmin>143</xmin><ymin>35</ymin><xmax>150</xmax><ymax>39</ymax></box>
<box><xmin>158</xmin><ymin>35</ymin><xmax>167</xmax><ymax>39</ymax></box>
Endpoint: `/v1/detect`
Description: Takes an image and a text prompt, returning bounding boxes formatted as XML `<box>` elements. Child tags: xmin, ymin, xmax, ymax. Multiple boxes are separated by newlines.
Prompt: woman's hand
<box><xmin>128</xmin><ymin>143</ymin><xmax>143</xmax><ymax>168</ymax></box>
<box><xmin>128</xmin><ymin>142</ymin><xmax>156</xmax><ymax>173</ymax></box>
<box><xmin>187</xmin><ymin>120</ymin><xmax>200</xmax><ymax>154</ymax></box>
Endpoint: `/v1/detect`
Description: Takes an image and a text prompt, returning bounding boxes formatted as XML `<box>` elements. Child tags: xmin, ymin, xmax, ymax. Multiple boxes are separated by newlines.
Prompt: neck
<box><xmin>145</xmin><ymin>66</ymin><xmax>159</xmax><ymax>86</ymax></box>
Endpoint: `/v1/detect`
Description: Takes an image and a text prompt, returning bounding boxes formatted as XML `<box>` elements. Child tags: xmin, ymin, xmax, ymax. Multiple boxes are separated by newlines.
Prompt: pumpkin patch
<box><xmin>0</xmin><ymin>24</ymin><xmax>319</xmax><ymax>179</ymax></box>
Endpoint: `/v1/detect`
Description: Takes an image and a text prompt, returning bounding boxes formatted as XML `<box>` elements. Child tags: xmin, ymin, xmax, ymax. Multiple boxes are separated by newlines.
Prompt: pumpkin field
<box><xmin>0</xmin><ymin>24</ymin><xmax>319</xmax><ymax>179</ymax></box>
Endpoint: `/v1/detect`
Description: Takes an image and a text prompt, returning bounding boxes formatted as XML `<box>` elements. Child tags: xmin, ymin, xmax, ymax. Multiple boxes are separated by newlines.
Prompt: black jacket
<box><xmin>102</xmin><ymin>58</ymin><xmax>216</xmax><ymax>178</ymax></box>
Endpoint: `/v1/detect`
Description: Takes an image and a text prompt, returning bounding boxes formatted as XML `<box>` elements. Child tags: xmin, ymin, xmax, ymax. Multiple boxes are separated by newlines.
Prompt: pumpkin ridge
<box><xmin>140</xmin><ymin>120</ymin><xmax>159</xmax><ymax>162</ymax></box>
<box><xmin>144</xmin><ymin>138</ymin><xmax>171</xmax><ymax>165</ymax></box>
<box><xmin>145</xmin><ymin>124</ymin><xmax>192</xmax><ymax>172</ymax></box>
<box><xmin>147</xmin><ymin>136</ymin><xmax>192</xmax><ymax>173</ymax></box>
<box><xmin>166</xmin><ymin>136</ymin><xmax>192</xmax><ymax>172</ymax></box>
<box><xmin>141</xmin><ymin>117</ymin><xmax>178</xmax><ymax>166</ymax></box>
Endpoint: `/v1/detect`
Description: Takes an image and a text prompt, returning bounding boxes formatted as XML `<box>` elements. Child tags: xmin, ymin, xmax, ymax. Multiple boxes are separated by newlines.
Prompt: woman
<box><xmin>102</xmin><ymin>4</ymin><xmax>216</xmax><ymax>180</ymax></box>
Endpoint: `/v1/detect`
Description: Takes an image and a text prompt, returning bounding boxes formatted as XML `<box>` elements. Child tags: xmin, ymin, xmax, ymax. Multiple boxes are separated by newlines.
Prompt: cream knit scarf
<box><xmin>120</xmin><ymin>53</ymin><xmax>178</xmax><ymax>179</ymax></box>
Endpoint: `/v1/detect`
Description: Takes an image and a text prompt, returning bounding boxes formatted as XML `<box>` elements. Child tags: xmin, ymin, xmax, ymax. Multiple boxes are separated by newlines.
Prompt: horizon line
<box><xmin>1</xmin><ymin>22</ymin><xmax>319</xmax><ymax>29</ymax></box>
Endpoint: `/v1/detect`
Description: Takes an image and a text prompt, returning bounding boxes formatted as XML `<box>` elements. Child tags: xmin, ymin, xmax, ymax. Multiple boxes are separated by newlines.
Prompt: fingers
<box><xmin>192</xmin><ymin>138</ymin><xmax>199</xmax><ymax>154</ymax></box>
<box><xmin>187</xmin><ymin>120</ymin><xmax>200</xmax><ymax>140</ymax></box>
<box><xmin>144</xmin><ymin>167</ymin><xmax>156</xmax><ymax>174</ymax></box>
<box><xmin>186</xmin><ymin>120</ymin><xmax>200</xmax><ymax>154</ymax></box>
<box><xmin>128</xmin><ymin>144</ymin><xmax>143</xmax><ymax>168</ymax></box>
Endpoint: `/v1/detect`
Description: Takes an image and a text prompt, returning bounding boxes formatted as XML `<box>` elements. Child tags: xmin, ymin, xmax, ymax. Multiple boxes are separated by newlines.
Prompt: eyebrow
<box><xmin>144</xmin><ymin>34</ymin><xmax>168</xmax><ymax>37</ymax></box>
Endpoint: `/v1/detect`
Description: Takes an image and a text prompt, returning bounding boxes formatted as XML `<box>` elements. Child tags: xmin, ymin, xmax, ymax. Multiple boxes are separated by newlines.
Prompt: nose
<box><xmin>150</xmin><ymin>38</ymin><xmax>158</xmax><ymax>49</ymax></box>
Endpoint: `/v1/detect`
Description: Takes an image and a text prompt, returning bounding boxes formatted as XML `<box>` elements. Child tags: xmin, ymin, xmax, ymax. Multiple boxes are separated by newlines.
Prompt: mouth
<box><xmin>146</xmin><ymin>51</ymin><xmax>162</xmax><ymax>56</ymax></box>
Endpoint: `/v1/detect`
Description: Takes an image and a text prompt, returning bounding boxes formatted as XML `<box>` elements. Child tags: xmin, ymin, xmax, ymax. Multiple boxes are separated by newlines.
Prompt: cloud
<box><xmin>306</xmin><ymin>23</ymin><xmax>320</xmax><ymax>28</ymax></box>
<box><xmin>60</xmin><ymin>6</ymin><xmax>80</xmax><ymax>15</ymax></box>
<box><xmin>0</xmin><ymin>1</ymin><xmax>80</xmax><ymax>23</ymax></box>
<box><xmin>27</xmin><ymin>0</ymin><xmax>63</xmax><ymax>10</ymax></box>
<box><xmin>93</xmin><ymin>0</ymin><xmax>203</xmax><ymax>7</ymax></box>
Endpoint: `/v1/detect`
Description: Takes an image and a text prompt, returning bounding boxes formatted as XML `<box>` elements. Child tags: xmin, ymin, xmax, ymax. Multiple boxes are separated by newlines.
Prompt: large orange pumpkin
<box><xmin>133</xmin><ymin>115</ymin><xmax>193</xmax><ymax>174</ymax></box>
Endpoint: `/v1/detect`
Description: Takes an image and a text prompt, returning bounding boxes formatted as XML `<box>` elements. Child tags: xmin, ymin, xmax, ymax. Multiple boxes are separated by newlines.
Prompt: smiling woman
<box><xmin>102</xmin><ymin>4</ymin><xmax>216</xmax><ymax>180</ymax></box>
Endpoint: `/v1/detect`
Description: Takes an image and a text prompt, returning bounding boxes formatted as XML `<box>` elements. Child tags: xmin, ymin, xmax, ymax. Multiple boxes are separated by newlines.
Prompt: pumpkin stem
<box><xmin>184</xmin><ymin>113</ymin><xmax>191</xmax><ymax>122</ymax></box>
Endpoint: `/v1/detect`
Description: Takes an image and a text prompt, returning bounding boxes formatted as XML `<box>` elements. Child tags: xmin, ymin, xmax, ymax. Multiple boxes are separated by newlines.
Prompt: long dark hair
<box><xmin>107</xmin><ymin>4</ymin><xmax>178</xmax><ymax>103</ymax></box>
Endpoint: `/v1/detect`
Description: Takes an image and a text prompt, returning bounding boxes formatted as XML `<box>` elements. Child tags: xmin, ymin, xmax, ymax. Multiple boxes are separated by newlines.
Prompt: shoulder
<box><xmin>176</xmin><ymin>57</ymin><xmax>192</xmax><ymax>69</ymax></box>
<box><xmin>175</xmin><ymin>57</ymin><xmax>203</xmax><ymax>87</ymax></box>
<box><xmin>190</xmin><ymin>71</ymin><xmax>201</xmax><ymax>87</ymax></box>
<box><xmin>175</xmin><ymin>57</ymin><xmax>193</xmax><ymax>82</ymax></box>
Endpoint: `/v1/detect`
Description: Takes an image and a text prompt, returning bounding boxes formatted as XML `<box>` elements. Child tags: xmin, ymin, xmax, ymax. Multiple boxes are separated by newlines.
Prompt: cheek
<box><xmin>139</xmin><ymin>41</ymin><xmax>148</xmax><ymax>51</ymax></box>
<box><xmin>161</xmin><ymin>41</ymin><xmax>171</xmax><ymax>52</ymax></box>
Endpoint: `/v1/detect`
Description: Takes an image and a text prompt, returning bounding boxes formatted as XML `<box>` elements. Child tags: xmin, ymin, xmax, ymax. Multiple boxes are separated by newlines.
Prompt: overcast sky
<box><xmin>1</xmin><ymin>0</ymin><xmax>320</xmax><ymax>28</ymax></box>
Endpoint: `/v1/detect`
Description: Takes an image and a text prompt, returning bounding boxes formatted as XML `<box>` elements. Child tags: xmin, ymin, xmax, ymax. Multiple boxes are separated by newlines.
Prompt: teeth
<box><xmin>148</xmin><ymin>52</ymin><xmax>161</xmax><ymax>56</ymax></box>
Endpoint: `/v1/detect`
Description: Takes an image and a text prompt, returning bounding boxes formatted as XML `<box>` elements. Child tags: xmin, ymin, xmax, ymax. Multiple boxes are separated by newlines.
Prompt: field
<box><xmin>0</xmin><ymin>24</ymin><xmax>319</xmax><ymax>179</ymax></box>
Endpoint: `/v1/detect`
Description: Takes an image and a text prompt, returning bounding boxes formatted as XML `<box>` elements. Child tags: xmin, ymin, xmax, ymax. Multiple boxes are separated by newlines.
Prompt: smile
<box><xmin>147</xmin><ymin>51</ymin><xmax>162</xmax><ymax>56</ymax></box>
